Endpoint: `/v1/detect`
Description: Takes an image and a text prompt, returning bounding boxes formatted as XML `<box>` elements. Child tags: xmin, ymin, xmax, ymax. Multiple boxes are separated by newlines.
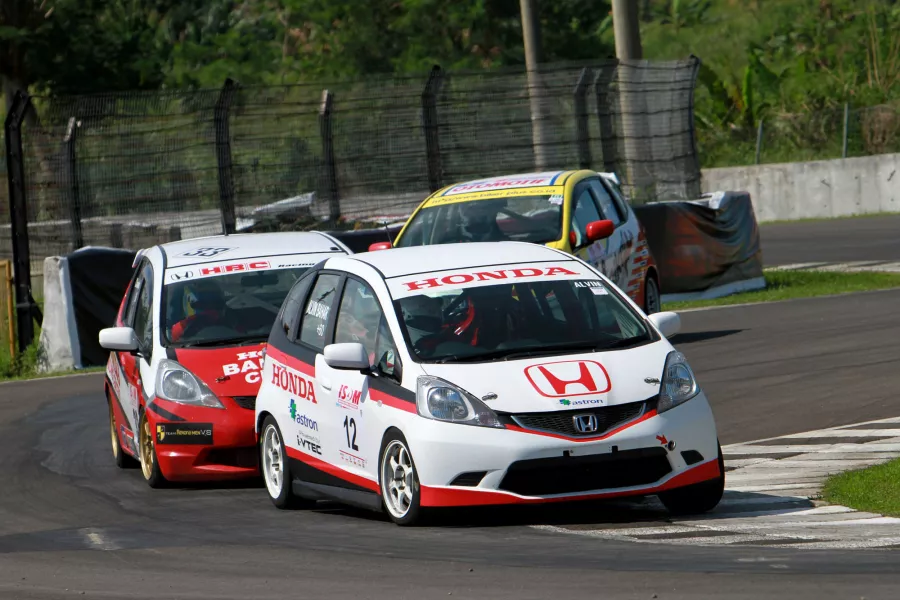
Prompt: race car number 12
<box><xmin>343</xmin><ymin>416</ymin><xmax>359</xmax><ymax>451</ymax></box>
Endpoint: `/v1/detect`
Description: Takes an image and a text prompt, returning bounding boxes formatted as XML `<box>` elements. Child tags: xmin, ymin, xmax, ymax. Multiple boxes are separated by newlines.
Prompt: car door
<box><xmin>570</xmin><ymin>181</ymin><xmax>614</xmax><ymax>278</ymax></box>
<box><xmin>587</xmin><ymin>178</ymin><xmax>641</xmax><ymax>298</ymax></box>
<box><xmin>115</xmin><ymin>261</ymin><xmax>153</xmax><ymax>432</ymax></box>
<box><xmin>130</xmin><ymin>261</ymin><xmax>156</xmax><ymax>424</ymax></box>
<box><xmin>316</xmin><ymin>276</ymin><xmax>397</xmax><ymax>479</ymax></box>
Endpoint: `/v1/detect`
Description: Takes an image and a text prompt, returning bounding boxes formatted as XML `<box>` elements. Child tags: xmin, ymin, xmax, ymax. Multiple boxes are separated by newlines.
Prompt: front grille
<box><xmin>233</xmin><ymin>396</ymin><xmax>256</xmax><ymax>410</ymax></box>
<box><xmin>509</xmin><ymin>399</ymin><xmax>649</xmax><ymax>438</ymax></box>
<box><xmin>499</xmin><ymin>447</ymin><xmax>671</xmax><ymax>496</ymax></box>
<box><xmin>203</xmin><ymin>447</ymin><xmax>259</xmax><ymax>469</ymax></box>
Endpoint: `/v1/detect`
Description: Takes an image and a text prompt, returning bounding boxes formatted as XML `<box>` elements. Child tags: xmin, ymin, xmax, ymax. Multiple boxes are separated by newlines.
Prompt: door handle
<box><xmin>320</xmin><ymin>379</ymin><xmax>332</xmax><ymax>391</ymax></box>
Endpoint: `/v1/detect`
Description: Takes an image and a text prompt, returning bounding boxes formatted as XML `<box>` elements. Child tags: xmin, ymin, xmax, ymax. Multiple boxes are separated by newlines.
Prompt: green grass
<box><xmin>664</xmin><ymin>269</ymin><xmax>900</xmax><ymax>310</ymax></box>
<box><xmin>823</xmin><ymin>458</ymin><xmax>900</xmax><ymax>518</ymax></box>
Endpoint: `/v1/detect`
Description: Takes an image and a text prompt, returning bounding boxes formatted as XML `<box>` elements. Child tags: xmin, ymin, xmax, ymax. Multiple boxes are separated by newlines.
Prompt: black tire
<box><xmin>138</xmin><ymin>410</ymin><xmax>168</xmax><ymax>488</ymax></box>
<box><xmin>658</xmin><ymin>443</ymin><xmax>725</xmax><ymax>516</ymax></box>
<box><xmin>108</xmin><ymin>396</ymin><xmax>138</xmax><ymax>469</ymax></box>
<box><xmin>379</xmin><ymin>430</ymin><xmax>425</xmax><ymax>526</ymax></box>
<box><xmin>644</xmin><ymin>275</ymin><xmax>661</xmax><ymax>315</ymax></box>
<box><xmin>259</xmin><ymin>416</ymin><xmax>316</xmax><ymax>510</ymax></box>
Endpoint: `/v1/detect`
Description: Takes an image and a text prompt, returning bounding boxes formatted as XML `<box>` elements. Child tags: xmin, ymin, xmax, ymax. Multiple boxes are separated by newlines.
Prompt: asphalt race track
<box><xmin>760</xmin><ymin>213</ymin><xmax>900</xmax><ymax>266</ymax></box>
<box><xmin>3</xmin><ymin>290</ymin><xmax>900</xmax><ymax>599</ymax></box>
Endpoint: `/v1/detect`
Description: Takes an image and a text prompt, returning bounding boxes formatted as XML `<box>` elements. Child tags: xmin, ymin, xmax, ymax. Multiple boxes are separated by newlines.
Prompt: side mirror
<box><xmin>368</xmin><ymin>241</ymin><xmax>392</xmax><ymax>252</ymax></box>
<box><xmin>585</xmin><ymin>220</ymin><xmax>615</xmax><ymax>243</ymax></box>
<box><xmin>99</xmin><ymin>327</ymin><xmax>139</xmax><ymax>352</ymax></box>
<box><xmin>324</xmin><ymin>342</ymin><xmax>370</xmax><ymax>370</ymax></box>
<box><xmin>648</xmin><ymin>312</ymin><xmax>681</xmax><ymax>338</ymax></box>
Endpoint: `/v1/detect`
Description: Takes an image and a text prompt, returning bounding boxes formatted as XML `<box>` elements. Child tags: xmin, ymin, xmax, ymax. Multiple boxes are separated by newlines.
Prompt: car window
<box><xmin>298</xmin><ymin>274</ymin><xmax>342</xmax><ymax>351</ymax></box>
<box><xmin>393</xmin><ymin>195</ymin><xmax>563</xmax><ymax>247</ymax></box>
<box><xmin>279</xmin><ymin>272</ymin><xmax>316</xmax><ymax>340</ymax></box>
<box><xmin>123</xmin><ymin>267</ymin><xmax>145</xmax><ymax>327</ymax></box>
<box><xmin>571</xmin><ymin>186</ymin><xmax>602</xmax><ymax>247</ymax></box>
<box><xmin>588</xmin><ymin>179</ymin><xmax>624</xmax><ymax>226</ymax></box>
<box><xmin>606</xmin><ymin>180</ymin><xmax>632</xmax><ymax>220</ymax></box>
<box><xmin>132</xmin><ymin>265</ymin><xmax>154</xmax><ymax>354</ymax></box>
<box><xmin>334</xmin><ymin>278</ymin><xmax>399</xmax><ymax>375</ymax></box>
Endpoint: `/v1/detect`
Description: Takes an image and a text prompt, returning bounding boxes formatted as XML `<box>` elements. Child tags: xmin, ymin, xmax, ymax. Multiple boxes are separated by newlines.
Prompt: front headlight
<box><xmin>155</xmin><ymin>359</ymin><xmax>224</xmax><ymax>409</ymax></box>
<box><xmin>416</xmin><ymin>376</ymin><xmax>503</xmax><ymax>428</ymax></box>
<box><xmin>657</xmin><ymin>351</ymin><xmax>699</xmax><ymax>414</ymax></box>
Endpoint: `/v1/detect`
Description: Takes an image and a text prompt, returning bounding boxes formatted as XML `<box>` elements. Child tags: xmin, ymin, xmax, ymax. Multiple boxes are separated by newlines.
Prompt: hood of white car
<box><xmin>419</xmin><ymin>340</ymin><xmax>674</xmax><ymax>414</ymax></box>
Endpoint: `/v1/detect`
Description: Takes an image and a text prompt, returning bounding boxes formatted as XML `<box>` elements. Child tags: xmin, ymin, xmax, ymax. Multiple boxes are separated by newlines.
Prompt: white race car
<box><xmin>255</xmin><ymin>241</ymin><xmax>724</xmax><ymax>525</ymax></box>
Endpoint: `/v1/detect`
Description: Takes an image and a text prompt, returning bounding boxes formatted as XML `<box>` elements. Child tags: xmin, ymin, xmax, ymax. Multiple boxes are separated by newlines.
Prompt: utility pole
<box><xmin>520</xmin><ymin>0</ymin><xmax>549</xmax><ymax>170</ymax></box>
<box><xmin>611</xmin><ymin>0</ymin><xmax>647</xmax><ymax>203</ymax></box>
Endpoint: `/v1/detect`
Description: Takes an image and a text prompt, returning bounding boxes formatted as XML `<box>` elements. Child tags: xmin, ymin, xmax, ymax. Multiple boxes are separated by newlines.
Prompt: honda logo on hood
<box><xmin>524</xmin><ymin>360</ymin><xmax>611</xmax><ymax>398</ymax></box>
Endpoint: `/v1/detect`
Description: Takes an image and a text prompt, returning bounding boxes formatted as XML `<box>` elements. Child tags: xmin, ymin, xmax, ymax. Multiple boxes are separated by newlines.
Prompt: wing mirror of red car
<box><xmin>586</xmin><ymin>220</ymin><xmax>615</xmax><ymax>243</ymax></box>
<box><xmin>368</xmin><ymin>241</ymin><xmax>392</xmax><ymax>252</ymax></box>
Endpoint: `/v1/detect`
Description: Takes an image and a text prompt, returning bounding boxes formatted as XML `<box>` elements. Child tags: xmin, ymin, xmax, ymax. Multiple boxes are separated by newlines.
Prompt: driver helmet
<box><xmin>183</xmin><ymin>280</ymin><xmax>225</xmax><ymax>317</ymax></box>
<box><xmin>458</xmin><ymin>199</ymin><xmax>506</xmax><ymax>237</ymax></box>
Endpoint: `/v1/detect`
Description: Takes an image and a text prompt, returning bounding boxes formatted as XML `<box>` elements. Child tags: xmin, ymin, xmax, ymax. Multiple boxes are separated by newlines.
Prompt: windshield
<box><xmin>394</xmin><ymin>194</ymin><xmax>563</xmax><ymax>247</ymax></box>
<box><xmin>395</xmin><ymin>278</ymin><xmax>652</xmax><ymax>363</ymax></box>
<box><xmin>162</xmin><ymin>267</ymin><xmax>310</xmax><ymax>347</ymax></box>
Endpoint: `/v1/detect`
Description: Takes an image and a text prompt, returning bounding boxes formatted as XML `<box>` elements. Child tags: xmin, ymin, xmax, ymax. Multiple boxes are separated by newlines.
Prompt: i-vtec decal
<box><xmin>337</xmin><ymin>384</ymin><xmax>361</xmax><ymax>410</ymax></box>
<box><xmin>222</xmin><ymin>350</ymin><xmax>264</xmax><ymax>383</ymax></box>
<box><xmin>298</xmin><ymin>438</ymin><xmax>323</xmax><ymax>456</ymax></box>
<box><xmin>271</xmin><ymin>362</ymin><xmax>317</xmax><ymax>404</ymax></box>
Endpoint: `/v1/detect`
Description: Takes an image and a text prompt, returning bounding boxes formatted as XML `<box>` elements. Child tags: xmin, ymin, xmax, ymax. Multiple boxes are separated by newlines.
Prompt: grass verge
<box><xmin>664</xmin><ymin>269</ymin><xmax>900</xmax><ymax>311</ymax></box>
<box><xmin>823</xmin><ymin>458</ymin><xmax>900</xmax><ymax>518</ymax></box>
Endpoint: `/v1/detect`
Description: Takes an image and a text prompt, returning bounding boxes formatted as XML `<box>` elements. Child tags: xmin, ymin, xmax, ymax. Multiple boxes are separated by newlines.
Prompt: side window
<box><xmin>131</xmin><ymin>265</ymin><xmax>154</xmax><ymax>354</ymax></box>
<box><xmin>570</xmin><ymin>185</ymin><xmax>602</xmax><ymax>247</ymax></box>
<box><xmin>334</xmin><ymin>279</ymin><xmax>389</xmax><ymax>366</ymax></box>
<box><xmin>588</xmin><ymin>179</ymin><xmax>624</xmax><ymax>226</ymax></box>
<box><xmin>299</xmin><ymin>274</ymin><xmax>342</xmax><ymax>351</ymax></box>
<box><xmin>280</xmin><ymin>273</ymin><xmax>315</xmax><ymax>340</ymax></box>
<box><xmin>123</xmin><ymin>268</ymin><xmax>145</xmax><ymax>327</ymax></box>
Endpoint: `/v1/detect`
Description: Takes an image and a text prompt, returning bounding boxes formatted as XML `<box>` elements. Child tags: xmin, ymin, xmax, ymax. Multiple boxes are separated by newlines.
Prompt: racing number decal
<box><xmin>343</xmin><ymin>416</ymin><xmax>359</xmax><ymax>451</ymax></box>
<box><xmin>181</xmin><ymin>247</ymin><xmax>232</xmax><ymax>258</ymax></box>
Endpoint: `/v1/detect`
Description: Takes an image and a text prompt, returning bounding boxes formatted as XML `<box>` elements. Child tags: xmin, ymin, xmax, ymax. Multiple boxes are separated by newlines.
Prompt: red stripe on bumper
<box><xmin>504</xmin><ymin>409</ymin><xmax>658</xmax><ymax>443</ymax></box>
<box><xmin>420</xmin><ymin>458</ymin><xmax>720</xmax><ymax>507</ymax></box>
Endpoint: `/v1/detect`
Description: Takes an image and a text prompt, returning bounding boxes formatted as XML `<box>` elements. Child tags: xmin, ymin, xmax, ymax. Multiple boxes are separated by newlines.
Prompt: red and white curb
<box><xmin>533</xmin><ymin>416</ymin><xmax>900</xmax><ymax>549</ymax></box>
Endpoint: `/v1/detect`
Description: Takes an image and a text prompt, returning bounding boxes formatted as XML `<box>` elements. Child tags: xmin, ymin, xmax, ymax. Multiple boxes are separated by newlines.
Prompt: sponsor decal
<box><xmin>276</xmin><ymin>263</ymin><xmax>314</xmax><ymax>269</ymax></box>
<box><xmin>305</xmin><ymin>299</ymin><xmax>330</xmax><ymax>321</ymax></box>
<box><xmin>222</xmin><ymin>350</ymin><xmax>264</xmax><ymax>384</ymax></box>
<box><xmin>443</xmin><ymin>173</ymin><xmax>562</xmax><ymax>196</ymax></box>
<box><xmin>289</xmin><ymin>399</ymin><xmax>319</xmax><ymax>431</ymax></box>
<box><xmin>402</xmin><ymin>266</ymin><xmax>579</xmax><ymax>292</ymax></box>
<box><xmin>156</xmin><ymin>422</ymin><xmax>214</xmax><ymax>445</ymax></box>
<box><xmin>179</xmin><ymin>247</ymin><xmax>233</xmax><ymax>258</ymax></box>
<box><xmin>574</xmin><ymin>280</ymin><xmax>608</xmax><ymax>295</ymax></box>
<box><xmin>107</xmin><ymin>355</ymin><xmax>122</xmax><ymax>390</ymax></box>
<box><xmin>525</xmin><ymin>360</ymin><xmax>611</xmax><ymax>398</ymax></box>
<box><xmin>337</xmin><ymin>384</ymin><xmax>362</xmax><ymax>411</ymax></box>
<box><xmin>169</xmin><ymin>271</ymin><xmax>194</xmax><ymax>282</ymax></box>
<box><xmin>120</xmin><ymin>425</ymin><xmax>138</xmax><ymax>454</ymax></box>
<box><xmin>340</xmin><ymin>450</ymin><xmax>367</xmax><ymax>468</ymax></box>
<box><xmin>559</xmin><ymin>398</ymin><xmax>603</xmax><ymax>406</ymax></box>
<box><xmin>656</xmin><ymin>434</ymin><xmax>669</xmax><ymax>446</ymax></box>
<box><xmin>199</xmin><ymin>261</ymin><xmax>270</xmax><ymax>276</ymax></box>
<box><xmin>298</xmin><ymin>437</ymin><xmax>323</xmax><ymax>456</ymax></box>
<box><xmin>271</xmin><ymin>363</ymin><xmax>317</xmax><ymax>404</ymax></box>
<box><xmin>548</xmin><ymin>194</ymin><xmax>564</xmax><ymax>205</ymax></box>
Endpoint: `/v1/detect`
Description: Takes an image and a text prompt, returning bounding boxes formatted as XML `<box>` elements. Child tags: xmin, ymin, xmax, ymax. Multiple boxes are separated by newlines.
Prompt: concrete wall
<box><xmin>701</xmin><ymin>152</ymin><xmax>900</xmax><ymax>222</ymax></box>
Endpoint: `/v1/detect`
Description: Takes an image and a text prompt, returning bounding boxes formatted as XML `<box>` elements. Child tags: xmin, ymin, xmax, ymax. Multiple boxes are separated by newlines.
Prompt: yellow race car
<box><xmin>369</xmin><ymin>170</ymin><xmax>661</xmax><ymax>313</ymax></box>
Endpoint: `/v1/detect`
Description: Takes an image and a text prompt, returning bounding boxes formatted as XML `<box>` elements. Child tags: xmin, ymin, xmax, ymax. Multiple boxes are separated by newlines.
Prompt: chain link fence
<box><xmin>3</xmin><ymin>58</ymin><xmax>703</xmax><ymax>344</ymax></box>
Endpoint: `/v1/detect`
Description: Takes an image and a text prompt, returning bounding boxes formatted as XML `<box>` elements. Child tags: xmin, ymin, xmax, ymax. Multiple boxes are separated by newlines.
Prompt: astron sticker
<box><xmin>222</xmin><ymin>350</ymin><xmax>264</xmax><ymax>384</ymax></box>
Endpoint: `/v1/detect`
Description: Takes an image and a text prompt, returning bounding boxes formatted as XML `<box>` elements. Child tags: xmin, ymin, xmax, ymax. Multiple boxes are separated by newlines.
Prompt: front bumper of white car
<box><xmin>407</xmin><ymin>391</ymin><xmax>720</xmax><ymax>507</ymax></box>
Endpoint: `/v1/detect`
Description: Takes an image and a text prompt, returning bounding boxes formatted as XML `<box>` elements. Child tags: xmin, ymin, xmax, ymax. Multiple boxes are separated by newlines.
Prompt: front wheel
<box><xmin>138</xmin><ymin>411</ymin><xmax>167</xmax><ymax>488</ymax></box>
<box><xmin>260</xmin><ymin>416</ymin><xmax>315</xmax><ymax>510</ymax></box>
<box><xmin>379</xmin><ymin>433</ymin><xmax>424</xmax><ymax>526</ymax></box>
<box><xmin>658</xmin><ymin>443</ymin><xmax>725</xmax><ymax>515</ymax></box>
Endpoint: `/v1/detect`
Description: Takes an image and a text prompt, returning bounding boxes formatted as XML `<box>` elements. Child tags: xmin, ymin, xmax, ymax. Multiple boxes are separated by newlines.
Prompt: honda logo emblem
<box><xmin>524</xmin><ymin>360</ymin><xmax>611</xmax><ymax>398</ymax></box>
<box><xmin>573</xmin><ymin>414</ymin><xmax>599</xmax><ymax>434</ymax></box>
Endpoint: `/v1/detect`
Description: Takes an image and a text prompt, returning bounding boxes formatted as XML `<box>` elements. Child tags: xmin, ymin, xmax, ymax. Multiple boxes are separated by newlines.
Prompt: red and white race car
<box><xmin>99</xmin><ymin>232</ymin><xmax>352</xmax><ymax>486</ymax></box>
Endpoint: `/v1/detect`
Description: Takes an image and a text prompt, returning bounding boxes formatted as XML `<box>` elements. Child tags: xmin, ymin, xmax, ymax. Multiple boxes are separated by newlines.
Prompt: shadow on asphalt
<box><xmin>670</xmin><ymin>329</ymin><xmax>744</xmax><ymax>345</ymax></box>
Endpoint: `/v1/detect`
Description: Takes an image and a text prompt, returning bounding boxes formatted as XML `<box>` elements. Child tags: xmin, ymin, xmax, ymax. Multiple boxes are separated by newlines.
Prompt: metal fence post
<box><xmin>593</xmin><ymin>63</ymin><xmax>619</xmax><ymax>175</ymax></box>
<box><xmin>319</xmin><ymin>90</ymin><xmax>340</xmax><ymax>222</ymax></box>
<box><xmin>573</xmin><ymin>67</ymin><xmax>593</xmax><ymax>170</ymax></box>
<box><xmin>214</xmin><ymin>79</ymin><xmax>238</xmax><ymax>235</ymax></box>
<box><xmin>755</xmin><ymin>118</ymin><xmax>764</xmax><ymax>165</ymax></box>
<box><xmin>842</xmin><ymin>102</ymin><xmax>850</xmax><ymax>159</ymax></box>
<box><xmin>4</xmin><ymin>91</ymin><xmax>36</xmax><ymax>352</ymax></box>
<box><xmin>421</xmin><ymin>65</ymin><xmax>445</xmax><ymax>193</ymax></box>
<box><xmin>62</xmin><ymin>117</ymin><xmax>85</xmax><ymax>250</ymax></box>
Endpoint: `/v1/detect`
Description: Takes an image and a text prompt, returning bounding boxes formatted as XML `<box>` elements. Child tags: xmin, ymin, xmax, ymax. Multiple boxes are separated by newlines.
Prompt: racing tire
<box><xmin>138</xmin><ymin>410</ymin><xmax>168</xmax><ymax>488</ymax></box>
<box><xmin>658</xmin><ymin>443</ymin><xmax>725</xmax><ymax>516</ymax></box>
<box><xmin>108</xmin><ymin>396</ymin><xmax>138</xmax><ymax>469</ymax></box>
<box><xmin>643</xmin><ymin>275</ymin><xmax>661</xmax><ymax>315</ymax></box>
<box><xmin>379</xmin><ymin>431</ymin><xmax>425</xmax><ymax>526</ymax></box>
<box><xmin>260</xmin><ymin>416</ymin><xmax>316</xmax><ymax>510</ymax></box>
